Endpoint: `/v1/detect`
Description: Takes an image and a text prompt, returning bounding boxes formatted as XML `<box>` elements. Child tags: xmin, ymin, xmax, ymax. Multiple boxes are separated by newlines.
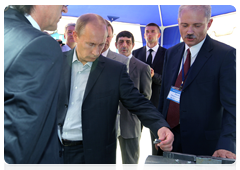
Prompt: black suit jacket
<box><xmin>133</xmin><ymin>45</ymin><xmax>166</xmax><ymax>108</ymax></box>
<box><xmin>4</xmin><ymin>8</ymin><xmax>63</xmax><ymax>163</ymax></box>
<box><xmin>158</xmin><ymin>35</ymin><xmax>236</xmax><ymax>156</ymax></box>
<box><xmin>57</xmin><ymin>49</ymin><xmax>170</xmax><ymax>164</ymax></box>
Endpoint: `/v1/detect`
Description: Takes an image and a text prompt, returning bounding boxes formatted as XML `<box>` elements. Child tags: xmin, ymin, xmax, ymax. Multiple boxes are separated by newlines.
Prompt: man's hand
<box><xmin>156</xmin><ymin>127</ymin><xmax>174</xmax><ymax>152</ymax></box>
<box><xmin>212</xmin><ymin>149</ymin><xmax>236</xmax><ymax>159</ymax></box>
<box><xmin>150</xmin><ymin>68</ymin><xmax>154</xmax><ymax>77</ymax></box>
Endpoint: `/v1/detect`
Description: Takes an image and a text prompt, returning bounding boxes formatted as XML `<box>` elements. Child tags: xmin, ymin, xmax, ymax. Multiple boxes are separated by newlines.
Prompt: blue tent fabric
<box><xmin>62</xmin><ymin>5</ymin><xmax>236</xmax><ymax>49</ymax></box>
<box><xmin>63</xmin><ymin>5</ymin><xmax>236</xmax><ymax>26</ymax></box>
<box><xmin>163</xmin><ymin>26</ymin><xmax>181</xmax><ymax>49</ymax></box>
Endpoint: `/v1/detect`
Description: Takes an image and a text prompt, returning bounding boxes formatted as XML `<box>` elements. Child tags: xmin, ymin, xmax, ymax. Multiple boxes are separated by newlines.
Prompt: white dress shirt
<box><xmin>25</xmin><ymin>14</ymin><xmax>41</xmax><ymax>31</ymax></box>
<box><xmin>62</xmin><ymin>49</ymin><xmax>92</xmax><ymax>141</ymax></box>
<box><xmin>101</xmin><ymin>48</ymin><xmax>110</xmax><ymax>57</ymax></box>
<box><xmin>127</xmin><ymin>53</ymin><xmax>133</xmax><ymax>59</ymax></box>
<box><xmin>61</xmin><ymin>44</ymin><xmax>71</xmax><ymax>52</ymax></box>
<box><xmin>178</xmin><ymin>38</ymin><xmax>206</xmax><ymax>74</ymax></box>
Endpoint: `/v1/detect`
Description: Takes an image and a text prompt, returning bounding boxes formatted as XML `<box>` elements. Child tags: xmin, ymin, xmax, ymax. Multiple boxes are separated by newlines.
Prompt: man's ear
<box><xmin>72</xmin><ymin>31</ymin><xmax>78</xmax><ymax>42</ymax></box>
<box><xmin>207</xmin><ymin>18</ymin><xmax>213</xmax><ymax>30</ymax></box>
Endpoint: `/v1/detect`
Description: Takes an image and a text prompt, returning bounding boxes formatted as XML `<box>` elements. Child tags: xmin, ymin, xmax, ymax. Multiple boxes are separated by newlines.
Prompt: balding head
<box><xmin>75</xmin><ymin>13</ymin><xmax>107</xmax><ymax>36</ymax></box>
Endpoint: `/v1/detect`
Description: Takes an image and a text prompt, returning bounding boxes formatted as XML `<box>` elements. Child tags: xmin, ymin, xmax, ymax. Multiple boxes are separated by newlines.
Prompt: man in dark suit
<box><xmin>4</xmin><ymin>5</ymin><xmax>68</xmax><ymax>163</ymax></box>
<box><xmin>57</xmin><ymin>13</ymin><xmax>174</xmax><ymax>164</ymax></box>
<box><xmin>158</xmin><ymin>5</ymin><xmax>236</xmax><ymax>159</ymax></box>
<box><xmin>115</xmin><ymin>31</ymin><xmax>152</xmax><ymax>164</ymax></box>
<box><xmin>132</xmin><ymin>23</ymin><xmax>166</xmax><ymax>155</ymax></box>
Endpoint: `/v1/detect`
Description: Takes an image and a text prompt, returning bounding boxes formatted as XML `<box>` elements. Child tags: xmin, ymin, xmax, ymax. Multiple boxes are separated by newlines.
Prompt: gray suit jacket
<box><xmin>119</xmin><ymin>56</ymin><xmax>152</xmax><ymax>138</ymax></box>
<box><xmin>106</xmin><ymin>49</ymin><xmax>129</xmax><ymax>71</ymax></box>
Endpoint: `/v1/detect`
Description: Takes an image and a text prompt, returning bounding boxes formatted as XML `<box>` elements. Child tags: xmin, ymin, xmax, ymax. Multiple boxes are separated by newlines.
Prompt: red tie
<box><xmin>167</xmin><ymin>49</ymin><xmax>191</xmax><ymax>129</ymax></box>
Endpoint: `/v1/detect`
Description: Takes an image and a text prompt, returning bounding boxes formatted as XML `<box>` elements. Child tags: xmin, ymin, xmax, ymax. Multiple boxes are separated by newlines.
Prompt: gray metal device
<box><xmin>145</xmin><ymin>152</ymin><xmax>235</xmax><ymax>164</ymax></box>
<box><xmin>153</xmin><ymin>139</ymin><xmax>161</xmax><ymax>144</ymax></box>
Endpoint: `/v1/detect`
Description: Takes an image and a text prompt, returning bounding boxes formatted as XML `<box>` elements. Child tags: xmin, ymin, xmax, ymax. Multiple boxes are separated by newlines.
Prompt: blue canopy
<box><xmin>62</xmin><ymin>5</ymin><xmax>236</xmax><ymax>49</ymax></box>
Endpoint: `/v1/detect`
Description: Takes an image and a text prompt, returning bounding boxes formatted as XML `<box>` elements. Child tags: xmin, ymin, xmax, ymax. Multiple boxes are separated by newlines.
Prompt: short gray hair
<box><xmin>178</xmin><ymin>5</ymin><xmax>212</xmax><ymax>22</ymax></box>
<box><xmin>64</xmin><ymin>23</ymin><xmax>76</xmax><ymax>32</ymax></box>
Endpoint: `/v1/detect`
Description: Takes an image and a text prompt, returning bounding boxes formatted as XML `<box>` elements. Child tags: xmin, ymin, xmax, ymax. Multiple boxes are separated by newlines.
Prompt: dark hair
<box><xmin>146</xmin><ymin>23</ymin><xmax>160</xmax><ymax>33</ymax></box>
<box><xmin>105</xmin><ymin>19</ymin><xmax>114</xmax><ymax>33</ymax></box>
<box><xmin>9</xmin><ymin>5</ymin><xmax>34</xmax><ymax>15</ymax></box>
<box><xmin>116</xmin><ymin>31</ymin><xmax>135</xmax><ymax>44</ymax></box>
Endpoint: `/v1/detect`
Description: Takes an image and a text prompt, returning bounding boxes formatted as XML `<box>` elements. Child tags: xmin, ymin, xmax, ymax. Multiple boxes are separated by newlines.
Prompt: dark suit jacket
<box><xmin>119</xmin><ymin>56</ymin><xmax>152</xmax><ymax>139</ymax></box>
<box><xmin>57</xmin><ymin>49</ymin><xmax>170</xmax><ymax>164</ymax></box>
<box><xmin>158</xmin><ymin>35</ymin><xmax>236</xmax><ymax>156</ymax></box>
<box><xmin>4</xmin><ymin>8</ymin><xmax>63</xmax><ymax>163</ymax></box>
<box><xmin>133</xmin><ymin>45</ymin><xmax>166</xmax><ymax>108</ymax></box>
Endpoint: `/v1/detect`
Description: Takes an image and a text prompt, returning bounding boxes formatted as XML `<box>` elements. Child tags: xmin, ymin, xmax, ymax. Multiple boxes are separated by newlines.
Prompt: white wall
<box><xmin>208</xmin><ymin>12</ymin><xmax>237</xmax><ymax>49</ymax></box>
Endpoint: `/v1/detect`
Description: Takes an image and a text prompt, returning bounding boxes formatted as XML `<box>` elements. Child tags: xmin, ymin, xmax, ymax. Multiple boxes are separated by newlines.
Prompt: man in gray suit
<box><xmin>101</xmin><ymin>20</ymin><xmax>129</xmax><ymax>138</ymax></box>
<box><xmin>115</xmin><ymin>31</ymin><xmax>152</xmax><ymax>164</ymax></box>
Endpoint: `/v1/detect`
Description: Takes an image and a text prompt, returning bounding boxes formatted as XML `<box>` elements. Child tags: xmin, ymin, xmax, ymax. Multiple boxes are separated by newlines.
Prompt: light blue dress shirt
<box><xmin>62</xmin><ymin>49</ymin><xmax>92</xmax><ymax>141</ymax></box>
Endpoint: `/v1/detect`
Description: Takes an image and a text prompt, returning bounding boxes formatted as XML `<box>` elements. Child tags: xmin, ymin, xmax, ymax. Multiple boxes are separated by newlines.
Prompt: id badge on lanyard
<box><xmin>167</xmin><ymin>55</ymin><xmax>191</xmax><ymax>104</ymax></box>
<box><xmin>167</xmin><ymin>86</ymin><xmax>182</xmax><ymax>104</ymax></box>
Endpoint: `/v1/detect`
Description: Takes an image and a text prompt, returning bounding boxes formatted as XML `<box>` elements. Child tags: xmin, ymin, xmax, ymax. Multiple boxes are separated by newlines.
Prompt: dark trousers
<box><xmin>157</xmin><ymin>124</ymin><xmax>182</xmax><ymax>155</ymax></box>
<box><xmin>63</xmin><ymin>144</ymin><xmax>85</xmax><ymax>164</ymax></box>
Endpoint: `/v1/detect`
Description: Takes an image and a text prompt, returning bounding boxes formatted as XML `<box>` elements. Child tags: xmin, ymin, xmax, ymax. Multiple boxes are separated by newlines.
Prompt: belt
<box><xmin>62</xmin><ymin>139</ymin><xmax>83</xmax><ymax>146</ymax></box>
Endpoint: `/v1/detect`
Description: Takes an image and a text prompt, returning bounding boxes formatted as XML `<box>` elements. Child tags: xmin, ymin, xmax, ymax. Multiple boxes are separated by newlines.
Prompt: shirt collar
<box><xmin>25</xmin><ymin>14</ymin><xmax>41</xmax><ymax>31</ymax></box>
<box><xmin>73</xmin><ymin>48</ymin><xmax>93</xmax><ymax>67</ymax></box>
<box><xmin>146</xmin><ymin>44</ymin><xmax>159</xmax><ymax>52</ymax></box>
<box><xmin>101</xmin><ymin>48</ymin><xmax>110</xmax><ymax>57</ymax></box>
<box><xmin>127</xmin><ymin>53</ymin><xmax>133</xmax><ymax>59</ymax></box>
<box><xmin>185</xmin><ymin>37</ymin><xmax>206</xmax><ymax>57</ymax></box>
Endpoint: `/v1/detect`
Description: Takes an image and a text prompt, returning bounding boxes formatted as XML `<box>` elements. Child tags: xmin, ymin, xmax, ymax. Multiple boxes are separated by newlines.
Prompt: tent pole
<box><xmin>160</xmin><ymin>27</ymin><xmax>165</xmax><ymax>47</ymax></box>
<box><xmin>158</xmin><ymin>5</ymin><xmax>165</xmax><ymax>47</ymax></box>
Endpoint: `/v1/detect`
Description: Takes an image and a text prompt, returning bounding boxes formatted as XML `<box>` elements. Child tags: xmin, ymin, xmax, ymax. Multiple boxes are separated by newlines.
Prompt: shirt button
<box><xmin>75</xmin><ymin>86</ymin><xmax>78</xmax><ymax>89</ymax></box>
<box><xmin>71</xmin><ymin>102</ymin><xmax>74</xmax><ymax>105</ymax></box>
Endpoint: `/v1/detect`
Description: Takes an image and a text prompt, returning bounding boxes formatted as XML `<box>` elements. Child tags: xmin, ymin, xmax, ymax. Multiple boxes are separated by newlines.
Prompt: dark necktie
<box><xmin>167</xmin><ymin>49</ymin><xmax>191</xmax><ymax>129</ymax></box>
<box><xmin>146</xmin><ymin>49</ymin><xmax>153</xmax><ymax>66</ymax></box>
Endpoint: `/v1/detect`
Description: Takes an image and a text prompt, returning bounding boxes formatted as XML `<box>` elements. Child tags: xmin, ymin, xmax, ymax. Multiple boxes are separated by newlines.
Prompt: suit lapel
<box><xmin>183</xmin><ymin>35</ymin><xmax>213</xmax><ymax>90</ymax></box>
<box><xmin>152</xmin><ymin>45</ymin><xmax>163</xmax><ymax>68</ymax></box>
<box><xmin>83</xmin><ymin>56</ymin><xmax>105</xmax><ymax>101</ymax></box>
<box><xmin>129</xmin><ymin>56</ymin><xmax>137</xmax><ymax>76</ymax></box>
<box><xmin>138</xmin><ymin>46</ymin><xmax>147</xmax><ymax>62</ymax></box>
<box><xmin>64</xmin><ymin>50</ymin><xmax>74</xmax><ymax>102</ymax></box>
